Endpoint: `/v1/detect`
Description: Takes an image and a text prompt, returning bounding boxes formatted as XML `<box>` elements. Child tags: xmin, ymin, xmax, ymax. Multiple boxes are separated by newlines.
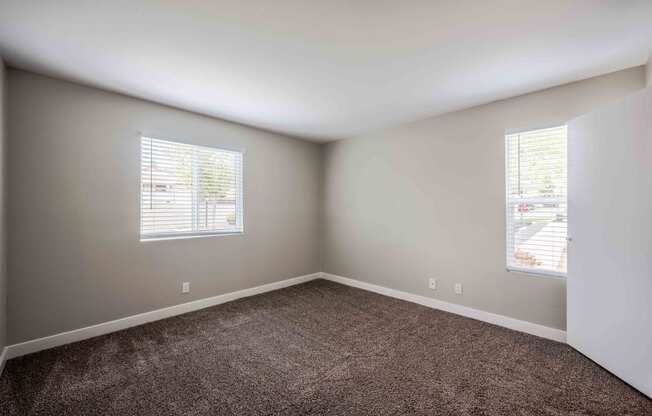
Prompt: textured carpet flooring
<box><xmin>1</xmin><ymin>279</ymin><xmax>650</xmax><ymax>415</ymax></box>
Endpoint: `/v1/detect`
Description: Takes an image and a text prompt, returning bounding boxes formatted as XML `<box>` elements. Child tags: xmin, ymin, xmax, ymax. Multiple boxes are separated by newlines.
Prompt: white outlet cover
<box><xmin>428</xmin><ymin>278</ymin><xmax>437</xmax><ymax>290</ymax></box>
<box><xmin>182</xmin><ymin>282</ymin><xmax>190</xmax><ymax>293</ymax></box>
<box><xmin>454</xmin><ymin>283</ymin><xmax>463</xmax><ymax>295</ymax></box>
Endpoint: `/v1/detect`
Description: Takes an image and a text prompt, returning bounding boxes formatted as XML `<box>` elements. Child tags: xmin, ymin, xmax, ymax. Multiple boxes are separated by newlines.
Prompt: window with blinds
<box><xmin>140</xmin><ymin>137</ymin><xmax>243</xmax><ymax>240</ymax></box>
<box><xmin>505</xmin><ymin>126</ymin><xmax>567</xmax><ymax>277</ymax></box>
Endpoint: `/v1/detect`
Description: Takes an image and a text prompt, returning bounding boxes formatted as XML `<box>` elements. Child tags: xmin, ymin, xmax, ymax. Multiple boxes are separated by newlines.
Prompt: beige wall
<box><xmin>0</xmin><ymin>59</ymin><xmax>6</xmax><ymax>352</ymax></box>
<box><xmin>7</xmin><ymin>70</ymin><xmax>322</xmax><ymax>344</ymax></box>
<box><xmin>322</xmin><ymin>66</ymin><xmax>645</xmax><ymax>330</ymax></box>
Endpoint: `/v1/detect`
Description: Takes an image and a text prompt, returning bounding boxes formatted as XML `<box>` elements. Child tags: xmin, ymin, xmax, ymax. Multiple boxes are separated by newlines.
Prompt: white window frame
<box><xmin>504</xmin><ymin>125</ymin><xmax>567</xmax><ymax>278</ymax></box>
<box><xmin>139</xmin><ymin>136</ymin><xmax>244</xmax><ymax>241</ymax></box>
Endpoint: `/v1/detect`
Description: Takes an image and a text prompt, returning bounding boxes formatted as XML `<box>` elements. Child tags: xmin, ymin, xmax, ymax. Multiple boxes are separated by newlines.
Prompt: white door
<box><xmin>567</xmin><ymin>87</ymin><xmax>652</xmax><ymax>398</ymax></box>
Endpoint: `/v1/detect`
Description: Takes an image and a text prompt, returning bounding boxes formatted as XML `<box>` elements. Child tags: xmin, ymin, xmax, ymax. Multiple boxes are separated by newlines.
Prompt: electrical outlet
<box><xmin>454</xmin><ymin>283</ymin><xmax>463</xmax><ymax>295</ymax></box>
<box><xmin>428</xmin><ymin>278</ymin><xmax>437</xmax><ymax>290</ymax></box>
<box><xmin>182</xmin><ymin>282</ymin><xmax>190</xmax><ymax>294</ymax></box>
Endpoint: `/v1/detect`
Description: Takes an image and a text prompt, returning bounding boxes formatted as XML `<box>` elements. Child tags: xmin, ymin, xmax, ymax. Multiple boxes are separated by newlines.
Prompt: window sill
<box><xmin>140</xmin><ymin>232</ymin><xmax>244</xmax><ymax>242</ymax></box>
<box><xmin>506</xmin><ymin>266</ymin><xmax>566</xmax><ymax>279</ymax></box>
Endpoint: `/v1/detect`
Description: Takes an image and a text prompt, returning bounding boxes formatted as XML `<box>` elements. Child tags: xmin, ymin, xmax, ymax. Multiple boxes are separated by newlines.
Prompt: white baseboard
<box><xmin>320</xmin><ymin>273</ymin><xmax>567</xmax><ymax>343</ymax></box>
<box><xmin>6</xmin><ymin>272</ymin><xmax>321</xmax><ymax>359</ymax></box>
<box><xmin>4</xmin><ymin>271</ymin><xmax>565</xmax><ymax>361</ymax></box>
<box><xmin>0</xmin><ymin>346</ymin><xmax>7</xmax><ymax>376</ymax></box>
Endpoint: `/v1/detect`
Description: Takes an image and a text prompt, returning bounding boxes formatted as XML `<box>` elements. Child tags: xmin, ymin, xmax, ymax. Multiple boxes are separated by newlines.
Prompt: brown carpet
<box><xmin>0</xmin><ymin>279</ymin><xmax>650</xmax><ymax>415</ymax></box>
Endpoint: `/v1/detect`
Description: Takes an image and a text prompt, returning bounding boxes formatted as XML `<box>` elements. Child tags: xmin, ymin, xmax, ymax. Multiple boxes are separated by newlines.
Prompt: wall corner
<box><xmin>646</xmin><ymin>53</ymin><xmax>652</xmax><ymax>88</ymax></box>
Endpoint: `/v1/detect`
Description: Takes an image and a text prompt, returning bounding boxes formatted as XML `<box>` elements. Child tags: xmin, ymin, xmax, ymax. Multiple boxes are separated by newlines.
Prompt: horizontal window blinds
<box><xmin>140</xmin><ymin>137</ymin><xmax>243</xmax><ymax>239</ymax></box>
<box><xmin>505</xmin><ymin>126</ymin><xmax>567</xmax><ymax>277</ymax></box>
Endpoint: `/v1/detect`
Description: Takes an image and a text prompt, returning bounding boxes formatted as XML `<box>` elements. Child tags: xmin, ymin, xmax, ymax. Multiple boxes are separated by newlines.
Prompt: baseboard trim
<box><xmin>0</xmin><ymin>346</ymin><xmax>7</xmax><ymax>376</ymax></box>
<box><xmin>320</xmin><ymin>273</ymin><xmax>567</xmax><ymax>343</ymax></box>
<box><xmin>5</xmin><ymin>271</ymin><xmax>565</xmax><ymax>360</ymax></box>
<box><xmin>6</xmin><ymin>272</ymin><xmax>321</xmax><ymax>359</ymax></box>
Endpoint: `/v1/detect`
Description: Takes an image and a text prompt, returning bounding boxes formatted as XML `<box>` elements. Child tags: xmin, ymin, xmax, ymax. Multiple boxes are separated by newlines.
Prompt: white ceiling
<box><xmin>1</xmin><ymin>1</ymin><xmax>651</xmax><ymax>142</ymax></box>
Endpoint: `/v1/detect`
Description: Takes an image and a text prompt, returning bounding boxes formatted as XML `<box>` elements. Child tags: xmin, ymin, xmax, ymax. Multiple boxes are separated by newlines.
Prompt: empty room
<box><xmin>0</xmin><ymin>1</ymin><xmax>651</xmax><ymax>415</ymax></box>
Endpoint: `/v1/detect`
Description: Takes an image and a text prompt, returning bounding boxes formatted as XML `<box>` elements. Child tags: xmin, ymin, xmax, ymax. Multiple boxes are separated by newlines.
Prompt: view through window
<box><xmin>140</xmin><ymin>137</ymin><xmax>243</xmax><ymax>240</ymax></box>
<box><xmin>505</xmin><ymin>126</ymin><xmax>567</xmax><ymax>277</ymax></box>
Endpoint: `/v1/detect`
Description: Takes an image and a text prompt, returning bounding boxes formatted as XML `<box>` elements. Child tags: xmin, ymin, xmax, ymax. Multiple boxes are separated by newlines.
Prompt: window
<box><xmin>140</xmin><ymin>137</ymin><xmax>243</xmax><ymax>240</ymax></box>
<box><xmin>505</xmin><ymin>126</ymin><xmax>567</xmax><ymax>277</ymax></box>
